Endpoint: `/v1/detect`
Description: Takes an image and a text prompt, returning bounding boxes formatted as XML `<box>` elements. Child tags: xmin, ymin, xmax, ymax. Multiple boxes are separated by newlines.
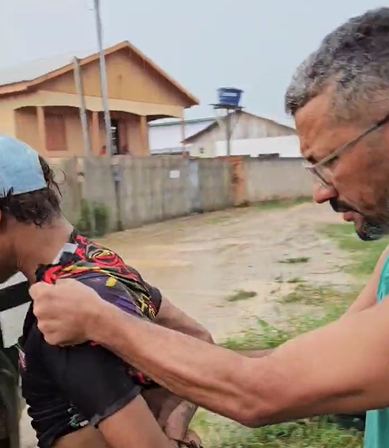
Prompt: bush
<box><xmin>76</xmin><ymin>199</ymin><xmax>110</xmax><ymax>238</ymax></box>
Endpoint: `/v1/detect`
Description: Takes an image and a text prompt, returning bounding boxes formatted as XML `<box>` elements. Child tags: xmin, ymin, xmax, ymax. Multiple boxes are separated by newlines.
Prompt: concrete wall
<box><xmin>53</xmin><ymin>156</ymin><xmax>234</xmax><ymax>231</ymax></box>
<box><xmin>243</xmin><ymin>157</ymin><xmax>313</xmax><ymax>202</ymax></box>
<box><xmin>48</xmin><ymin>156</ymin><xmax>312</xmax><ymax>233</ymax></box>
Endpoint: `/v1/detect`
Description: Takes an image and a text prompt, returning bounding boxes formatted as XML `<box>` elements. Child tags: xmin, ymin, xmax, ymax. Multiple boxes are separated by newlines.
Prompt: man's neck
<box><xmin>16</xmin><ymin>218</ymin><xmax>74</xmax><ymax>284</ymax></box>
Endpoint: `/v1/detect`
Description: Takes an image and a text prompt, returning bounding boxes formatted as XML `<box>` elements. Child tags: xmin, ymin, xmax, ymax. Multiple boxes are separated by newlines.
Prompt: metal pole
<box><xmin>73</xmin><ymin>57</ymin><xmax>96</xmax><ymax>235</ymax></box>
<box><xmin>226</xmin><ymin>110</ymin><xmax>231</xmax><ymax>157</ymax></box>
<box><xmin>93</xmin><ymin>0</ymin><xmax>113</xmax><ymax>157</ymax></box>
<box><xmin>73</xmin><ymin>57</ymin><xmax>92</xmax><ymax>156</ymax></box>
<box><xmin>180</xmin><ymin>114</ymin><xmax>186</xmax><ymax>157</ymax></box>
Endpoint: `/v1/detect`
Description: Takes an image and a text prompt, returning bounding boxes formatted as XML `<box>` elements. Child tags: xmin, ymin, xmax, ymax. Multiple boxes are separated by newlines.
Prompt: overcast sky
<box><xmin>0</xmin><ymin>0</ymin><xmax>382</xmax><ymax>120</ymax></box>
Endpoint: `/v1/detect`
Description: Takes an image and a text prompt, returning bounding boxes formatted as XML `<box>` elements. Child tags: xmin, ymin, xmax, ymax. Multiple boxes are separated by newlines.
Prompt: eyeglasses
<box><xmin>303</xmin><ymin>111</ymin><xmax>389</xmax><ymax>186</ymax></box>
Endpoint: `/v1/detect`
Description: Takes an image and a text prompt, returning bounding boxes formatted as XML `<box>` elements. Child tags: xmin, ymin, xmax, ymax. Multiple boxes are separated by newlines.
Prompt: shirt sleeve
<box><xmin>144</xmin><ymin>282</ymin><xmax>163</xmax><ymax>314</ymax></box>
<box><xmin>39</xmin><ymin>273</ymin><xmax>148</xmax><ymax>427</ymax></box>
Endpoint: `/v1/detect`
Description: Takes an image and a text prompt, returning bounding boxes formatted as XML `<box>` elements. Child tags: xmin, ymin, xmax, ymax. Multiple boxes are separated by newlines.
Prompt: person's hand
<box><xmin>29</xmin><ymin>279</ymin><xmax>105</xmax><ymax>346</ymax></box>
<box><xmin>174</xmin><ymin>429</ymin><xmax>202</xmax><ymax>448</ymax></box>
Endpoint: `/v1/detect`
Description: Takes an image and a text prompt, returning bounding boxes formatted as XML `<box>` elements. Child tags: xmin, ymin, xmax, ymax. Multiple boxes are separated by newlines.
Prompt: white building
<box><xmin>212</xmin><ymin>135</ymin><xmax>301</xmax><ymax>158</ymax></box>
<box><xmin>148</xmin><ymin>117</ymin><xmax>214</xmax><ymax>155</ymax></box>
<box><xmin>148</xmin><ymin>111</ymin><xmax>296</xmax><ymax>157</ymax></box>
<box><xmin>184</xmin><ymin>111</ymin><xmax>296</xmax><ymax>158</ymax></box>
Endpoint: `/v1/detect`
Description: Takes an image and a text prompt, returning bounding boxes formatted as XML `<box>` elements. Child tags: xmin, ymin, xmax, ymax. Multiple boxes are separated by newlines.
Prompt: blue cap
<box><xmin>0</xmin><ymin>136</ymin><xmax>46</xmax><ymax>197</ymax></box>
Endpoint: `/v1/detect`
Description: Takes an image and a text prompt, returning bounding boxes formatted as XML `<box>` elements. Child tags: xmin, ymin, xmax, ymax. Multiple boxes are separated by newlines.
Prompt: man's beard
<box><xmin>329</xmin><ymin>198</ymin><xmax>389</xmax><ymax>241</ymax></box>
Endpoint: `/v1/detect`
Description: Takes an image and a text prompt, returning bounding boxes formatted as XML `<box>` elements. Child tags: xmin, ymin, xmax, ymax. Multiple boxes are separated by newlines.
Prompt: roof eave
<box><xmin>0</xmin><ymin>41</ymin><xmax>199</xmax><ymax>106</ymax></box>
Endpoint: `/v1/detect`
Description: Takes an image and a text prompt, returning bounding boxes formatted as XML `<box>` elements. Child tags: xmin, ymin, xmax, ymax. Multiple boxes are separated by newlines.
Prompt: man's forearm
<box><xmin>93</xmin><ymin>303</ymin><xmax>277</xmax><ymax>426</ymax></box>
<box><xmin>239</xmin><ymin>349</ymin><xmax>274</xmax><ymax>358</ymax></box>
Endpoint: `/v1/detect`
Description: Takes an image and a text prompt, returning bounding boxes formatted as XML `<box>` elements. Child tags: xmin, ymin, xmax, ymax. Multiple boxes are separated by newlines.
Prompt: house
<box><xmin>148</xmin><ymin>117</ymin><xmax>214</xmax><ymax>155</ymax></box>
<box><xmin>0</xmin><ymin>41</ymin><xmax>198</xmax><ymax>158</ymax></box>
<box><xmin>181</xmin><ymin>111</ymin><xmax>296</xmax><ymax>158</ymax></box>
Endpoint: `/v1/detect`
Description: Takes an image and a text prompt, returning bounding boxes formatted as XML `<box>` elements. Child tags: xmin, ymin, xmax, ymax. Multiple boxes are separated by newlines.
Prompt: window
<box><xmin>45</xmin><ymin>114</ymin><xmax>67</xmax><ymax>151</ymax></box>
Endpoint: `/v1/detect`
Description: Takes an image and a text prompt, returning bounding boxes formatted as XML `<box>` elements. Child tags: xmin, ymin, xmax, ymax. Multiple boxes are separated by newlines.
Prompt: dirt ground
<box><xmin>20</xmin><ymin>201</ymin><xmax>352</xmax><ymax>447</ymax></box>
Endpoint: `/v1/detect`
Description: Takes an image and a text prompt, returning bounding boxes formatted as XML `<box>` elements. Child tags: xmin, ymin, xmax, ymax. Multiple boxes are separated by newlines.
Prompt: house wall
<box><xmin>15</xmin><ymin>107</ymin><xmax>85</xmax><ymax>157</ymax></box>
<box><xmin>190</xmin><ymin>114</ymin><xmax>295</xmax><ymax>158</ymax></box>
<box><xmin>0</xmin><ymin>109</ymin><xmax>16</xmax><ymax>137</ymax></box>
<box><xmin>13</xmin><ymin>107</ymin><xmax>148</xmax><ymax>158</ymax></box>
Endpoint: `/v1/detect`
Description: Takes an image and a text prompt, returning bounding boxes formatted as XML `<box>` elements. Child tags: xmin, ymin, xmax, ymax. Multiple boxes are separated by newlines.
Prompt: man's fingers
<box><xmin>29</xmin><ymin>281</ymin><xmax>54</xmax><ymax>299</ymax></box>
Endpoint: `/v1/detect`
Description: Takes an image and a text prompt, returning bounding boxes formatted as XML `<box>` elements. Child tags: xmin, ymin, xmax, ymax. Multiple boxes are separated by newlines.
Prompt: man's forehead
<box><xmin>294</xmin><ymin>93</ymin><xmax>348</xmax><ymax>160</ymax></box>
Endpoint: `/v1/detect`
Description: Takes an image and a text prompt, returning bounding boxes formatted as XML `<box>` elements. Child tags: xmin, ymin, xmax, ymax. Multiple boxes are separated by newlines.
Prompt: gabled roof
<box><xmin>0</xmin><ymin>41</ymin><xmax>199</xmax><ymax>105</ymax></box>
<box><xmin>182</xmin><ymin>111</ymin><xmax>295</xmax><ymax>144</ymax></box>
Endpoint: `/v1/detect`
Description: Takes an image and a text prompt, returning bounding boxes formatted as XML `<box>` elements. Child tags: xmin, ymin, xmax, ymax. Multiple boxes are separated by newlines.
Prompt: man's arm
<box><xmin>87</xmin><ymin>294</ymin><xmax>389</xmax><ymax>427</ymax></box>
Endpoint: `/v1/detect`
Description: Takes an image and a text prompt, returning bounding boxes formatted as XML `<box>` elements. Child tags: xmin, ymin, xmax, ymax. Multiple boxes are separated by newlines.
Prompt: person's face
<box><xmin>0</xmin><ymin>220</ymin><xmax>18</xmax><ymax>283</ymax></box>
<box><xmin>295</xmin><ymin>94</ymin><xmax>389</xmax><ymax>241</ymax></box>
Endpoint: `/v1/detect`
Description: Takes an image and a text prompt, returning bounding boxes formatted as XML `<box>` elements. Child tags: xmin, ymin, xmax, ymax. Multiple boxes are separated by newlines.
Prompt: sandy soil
<box><xmin>19</xmin><ymin>202</ymin><xmax>353</xmax><ymax>447</ymax></box>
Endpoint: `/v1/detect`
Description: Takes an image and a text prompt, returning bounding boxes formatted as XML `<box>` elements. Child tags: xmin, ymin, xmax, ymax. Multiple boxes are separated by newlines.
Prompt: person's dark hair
<box><xmin>0</xmin><ymin>156</ymin><xmax>62</xmax><ymax>226</ymax></box>
<box><xmin>285</xmin><ymin>8</ymin><xmax>389</xmax><ymax>122</ymax></box>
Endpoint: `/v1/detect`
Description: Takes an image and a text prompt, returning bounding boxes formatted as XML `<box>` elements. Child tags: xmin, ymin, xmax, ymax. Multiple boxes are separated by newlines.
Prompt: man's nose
<box><xmin>312</xmin><ymin>183</ymin><xmax>337</xmax><ymax>204</ymax></box>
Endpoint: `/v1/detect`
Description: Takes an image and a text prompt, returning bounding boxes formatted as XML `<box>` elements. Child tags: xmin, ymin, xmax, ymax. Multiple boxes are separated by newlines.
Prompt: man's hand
<box><xmin>29</xmin><ymin>280</ymin><xmax>104</xmax><ymax>345</ymax></box>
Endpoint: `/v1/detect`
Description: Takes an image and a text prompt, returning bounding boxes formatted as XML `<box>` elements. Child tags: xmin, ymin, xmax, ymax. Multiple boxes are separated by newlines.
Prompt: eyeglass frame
<box><xmin>303</xmin><ymin>111</ymin><xmax>389</xmax><ymax>186</ymax></box>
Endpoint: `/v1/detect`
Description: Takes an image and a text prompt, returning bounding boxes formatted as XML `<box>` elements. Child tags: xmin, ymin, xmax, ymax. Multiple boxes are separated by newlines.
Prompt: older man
<box><xmin>30</xmin><ymin>7</ymin><xmax>389</xmax><ymax>448</ymax></box>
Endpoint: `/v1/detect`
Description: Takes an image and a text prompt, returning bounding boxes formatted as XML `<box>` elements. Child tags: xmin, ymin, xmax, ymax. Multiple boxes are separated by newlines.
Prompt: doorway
<box><xmin>111</xmin><ymin>119</ymin><xmax>120</xmax><ymax>155</ymax></box>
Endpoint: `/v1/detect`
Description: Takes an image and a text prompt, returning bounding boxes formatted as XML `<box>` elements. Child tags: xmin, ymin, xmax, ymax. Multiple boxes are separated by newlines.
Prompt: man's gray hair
<box><xmin>285</xmin><ymin>8</ymin><xmax>389</xmax><ymax>121</ymax></box>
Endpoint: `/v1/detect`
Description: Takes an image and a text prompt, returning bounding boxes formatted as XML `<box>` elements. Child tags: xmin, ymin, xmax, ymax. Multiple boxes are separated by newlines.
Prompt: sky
<box><xmin>0</xmin><ymin>0</ymin><xmax>383</xmax><ymax>121</ymax></box>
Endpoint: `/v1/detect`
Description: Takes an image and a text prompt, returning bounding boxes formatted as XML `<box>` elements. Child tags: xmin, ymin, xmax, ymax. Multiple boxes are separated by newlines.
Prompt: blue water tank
<box><xmin>217</xmin><ymin>87</ymin><xmax>243</xmax><ymax>108</ymax></box>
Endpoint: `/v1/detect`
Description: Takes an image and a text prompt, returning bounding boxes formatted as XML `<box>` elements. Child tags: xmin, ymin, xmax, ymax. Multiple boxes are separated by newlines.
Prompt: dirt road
<box><xmin>20</xmin><ymin>201</ymin><xmax>352</xmax><ymax>447</ymax></box>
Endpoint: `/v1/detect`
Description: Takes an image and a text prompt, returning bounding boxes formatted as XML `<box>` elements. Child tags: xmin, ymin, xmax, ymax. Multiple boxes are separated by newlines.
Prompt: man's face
<box><xmin>295</xmin><ymin>94</ymin><xmax>389</xmax><ymax>241</ymax></box>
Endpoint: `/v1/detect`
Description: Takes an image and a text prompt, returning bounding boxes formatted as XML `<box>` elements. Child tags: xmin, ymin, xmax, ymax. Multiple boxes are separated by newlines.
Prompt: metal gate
<box><xmin>188</xmin><ymin>159</ymin><xmax>203</xmax><ymax>213</ymax></box>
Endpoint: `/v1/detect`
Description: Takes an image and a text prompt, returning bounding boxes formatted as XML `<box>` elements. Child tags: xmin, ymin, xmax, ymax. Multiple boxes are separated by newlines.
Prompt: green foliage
<box><xmin>76</xmin><ymin>199</ymin><xmax>110</xmax><ymax>238</ymax></box>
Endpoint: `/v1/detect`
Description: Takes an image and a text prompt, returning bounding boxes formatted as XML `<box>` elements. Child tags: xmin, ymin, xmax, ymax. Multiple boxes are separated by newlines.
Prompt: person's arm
<box><xmin>155</xmin><ymin>296</ymin><xmax>213</xmax><ymax>343</ymax></box>
<box><xmin>54</xmin><ymin>275</ymin><xmax>199</xmax><ymax>447</ymax></box>
<box><xmin>41</xmin><ymin>339</ymin><xmax>184</xmax><ymax>448</ymax></box>
<box><xmin>146</xmin><ymin>292</ymin><xmax>211</xmax><ymax>436</ymax></box>
<box><xmin>87</xmin><ymin>294</ymin><xmax>389</xmax><ymax>427</ymax></box>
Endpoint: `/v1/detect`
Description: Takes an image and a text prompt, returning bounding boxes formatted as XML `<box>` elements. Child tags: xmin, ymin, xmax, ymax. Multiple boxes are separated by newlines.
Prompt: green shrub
<box><xmin>76</xmin><ymin>199</ymin><xmax>110</xmax><ymax>238</ymax></box>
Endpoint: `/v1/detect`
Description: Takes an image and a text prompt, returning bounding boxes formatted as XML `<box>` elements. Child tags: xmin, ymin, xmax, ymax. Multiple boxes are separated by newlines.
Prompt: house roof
<box><xmin>182</xmin><ymin>111</ymin><xmax>295</xmax><ymax>144</ymax></box>
<box><xmin>149</xmin><ymin>116</ymin><xmax>213</xmax><ymax>128</ymax></box>
<box><xmin>0</xmin><ymin>41</ymin><xmax>199</xmax><ymax>105</ymax></box>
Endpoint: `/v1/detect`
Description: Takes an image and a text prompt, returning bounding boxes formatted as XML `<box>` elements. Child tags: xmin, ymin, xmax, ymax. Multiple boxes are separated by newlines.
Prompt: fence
<box><xmin>51</xmin><ymin>156</ymin><xmax>233</xmax><ymax>232</ymax></box>
<box><xmin>242</xmin><ymin>157</ymin><xmax>312</xmax><ymax>202</ymax></box>
<box><xmin>50</xmin><ymin>156</ymin><xmax>312</xmax><ymax>233</ymax></box>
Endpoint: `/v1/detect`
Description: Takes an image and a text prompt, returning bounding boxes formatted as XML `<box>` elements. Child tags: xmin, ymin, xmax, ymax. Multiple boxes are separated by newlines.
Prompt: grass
<box><xmin>257</xmin><ymin>197</ymin><xmax>311</xmax><ymax>212</ymax></box>
<box><xmin>205</xmin><ymin>215</ymin><xmax>231</xmax><ymax>225</ymax></box>
<box><xmin>201</xmin><ymin>418</ymin><xmax>363</xmax><ymax>448</ymax></box>
<box><xmin>226</xmin><ymin>289</ymin><xmax>257</xmax><ymax>302</ymax></box>
<box><xmin>193</xmin><ymin>301</ymin><xmax>363</xmax><ymax>447</ymax></box>
<box><xmin>320</xmin><ymin>223</ymin><xmax>389</xmax><ymax>277</ymax></box>
<box><xmin>279</xmin><ymin>256</ymin><xmax>311</xmax><ymax>264</ymax></box>
<box><xmin>280</xmin><ymin>282</ymin><xmax>356</xmax><ymax>306</ymax></box>
<box><xmin>191</xmin><ymin>223</ymin><xmax>380</xmax><ymax>448</ymax></box>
